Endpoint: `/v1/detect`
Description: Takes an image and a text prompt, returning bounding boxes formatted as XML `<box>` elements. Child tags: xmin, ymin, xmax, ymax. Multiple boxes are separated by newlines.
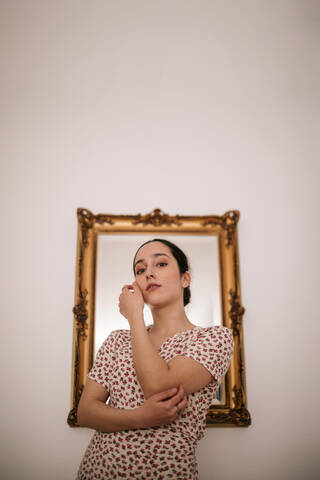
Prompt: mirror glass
<box><xmin>95</xmin><ymin>234</ymin><xmax>221</xmax><ymax>354</ymax></box>
<box><xmin>95</xmin><ymin>233</ymin><xmax>224</xmax><ymax>403</ymax></box>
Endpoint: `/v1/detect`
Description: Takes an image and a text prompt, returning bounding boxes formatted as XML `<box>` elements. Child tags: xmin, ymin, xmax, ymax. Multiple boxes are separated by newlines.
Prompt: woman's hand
<box><xmin>135</xmin><ymin>384</ymin><xmax>188</xmax><ymax>428</ymax></box>
<box><xmin>118</xmin><ymin>281</ymin><xmax>144</xmax><ymax>321</ymax></box>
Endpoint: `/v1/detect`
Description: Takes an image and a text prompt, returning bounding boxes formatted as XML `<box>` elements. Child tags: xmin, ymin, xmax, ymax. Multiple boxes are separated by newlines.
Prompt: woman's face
<box><xmin>133</xmin><ymin>241</ymin><xmax>190</xmax><ymax>307</ymax></box>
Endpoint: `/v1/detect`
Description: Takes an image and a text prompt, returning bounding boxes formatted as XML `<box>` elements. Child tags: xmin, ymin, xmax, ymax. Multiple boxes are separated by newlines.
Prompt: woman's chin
<box><xmin>147</xmin><ymin>298</ymin><xmax>174</xmax><ymax>310</ymax></box>
<box><xmin>146</xmin><ymin>298</ymin><xmax>163</xmax><ymax>308</ymax></box>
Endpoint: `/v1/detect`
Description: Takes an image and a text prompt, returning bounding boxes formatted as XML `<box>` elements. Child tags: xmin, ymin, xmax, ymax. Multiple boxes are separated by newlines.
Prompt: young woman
<box><xmin>76</xmin><ymin>238</ymin><xmax>234</xmax><ymax>479</ymax></box>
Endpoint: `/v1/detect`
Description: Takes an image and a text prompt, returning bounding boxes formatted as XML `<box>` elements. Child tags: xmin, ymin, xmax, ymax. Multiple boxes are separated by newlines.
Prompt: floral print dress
<box><xmin>76</xmin><ymin>325</ymin><xmax>234</xmax><ymax>480</ymax></box>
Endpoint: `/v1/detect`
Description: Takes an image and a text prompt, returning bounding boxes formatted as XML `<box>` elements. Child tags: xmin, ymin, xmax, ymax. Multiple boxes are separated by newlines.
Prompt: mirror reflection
<box><xmin>95</xmin><ymin>234</ymin><xmax>224</xmax><ymax>404</ymax></box>
<box><xmin>95</xmin><ymin>234</ymin><xmax>221</xmax><ymax>355</ymax></box>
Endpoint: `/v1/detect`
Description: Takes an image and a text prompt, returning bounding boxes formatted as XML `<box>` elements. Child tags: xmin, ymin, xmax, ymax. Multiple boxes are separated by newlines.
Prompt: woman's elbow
<box><xmin>77</xmin><ymin>408</ymin><xmax>85</xmax><ymax>427</ymax></box>
<box><xmin>77</xmin><ymin>400</ymin><xmax>89</xmax><ymax>427</ymax></box>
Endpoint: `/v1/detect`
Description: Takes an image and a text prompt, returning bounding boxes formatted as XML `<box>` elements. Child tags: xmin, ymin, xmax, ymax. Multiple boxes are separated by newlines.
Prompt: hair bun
<box><xmin>184</xmin><ymin>286</ymin><xmax>191</xmax><ymax>306</ymax></box>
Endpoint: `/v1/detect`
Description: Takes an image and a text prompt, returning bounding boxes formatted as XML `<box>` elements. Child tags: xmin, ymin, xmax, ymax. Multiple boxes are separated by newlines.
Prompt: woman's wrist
<box><xmin>128</xmin><ymin>310</ymin><xmax>144</xmax><ymax>326</ymax></box>
<box><xmin>131</xmin><ymin>405</ymin><xmax>148</xmax><ymax>429</ymax></box>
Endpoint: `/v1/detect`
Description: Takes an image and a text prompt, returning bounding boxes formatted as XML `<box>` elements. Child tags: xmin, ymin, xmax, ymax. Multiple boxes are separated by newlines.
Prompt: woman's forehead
<box><xmin>135</xmin><ymin>241</ymin><xmax>171</xmax><ymax>260</ymax></box>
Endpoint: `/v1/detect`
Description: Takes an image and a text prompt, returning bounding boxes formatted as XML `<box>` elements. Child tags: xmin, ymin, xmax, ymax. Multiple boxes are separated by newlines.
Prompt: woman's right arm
<box><xmin>77</xmin><ymin>378</ymin><xmax>187</xmax><ymax>433</ymax></box>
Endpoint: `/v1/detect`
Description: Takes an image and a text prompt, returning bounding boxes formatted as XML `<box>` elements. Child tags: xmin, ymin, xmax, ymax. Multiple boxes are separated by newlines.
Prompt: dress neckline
<box><xmin>146</xmin><ymin>324</ymin><xmax>201</xmax><ymax>351</ymax></box>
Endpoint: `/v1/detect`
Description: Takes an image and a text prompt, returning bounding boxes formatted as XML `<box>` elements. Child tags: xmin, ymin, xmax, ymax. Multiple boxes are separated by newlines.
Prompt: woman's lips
<box><xmin>147</xmin><ymin>285</ymin><xmax>161</xmax><ymax>292</ymax></box>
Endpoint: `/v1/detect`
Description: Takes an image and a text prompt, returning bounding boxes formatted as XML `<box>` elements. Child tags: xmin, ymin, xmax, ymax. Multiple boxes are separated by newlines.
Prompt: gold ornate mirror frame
<box><xmin>68</xmin><ymin>208</ymin><xmax>251</xmax><ymax>427</ymax></box>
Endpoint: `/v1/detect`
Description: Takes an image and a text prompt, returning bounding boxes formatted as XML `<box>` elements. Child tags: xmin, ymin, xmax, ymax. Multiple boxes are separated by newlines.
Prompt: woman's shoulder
<box><xmin>100</xmin><ymin>328</ymin><xmax>131</xmax><ymax>347</ymax></box>
<box><xmin>195</xmin><ymin>325</ymin><xmax>234</xmax><ymax>343</ymax></box>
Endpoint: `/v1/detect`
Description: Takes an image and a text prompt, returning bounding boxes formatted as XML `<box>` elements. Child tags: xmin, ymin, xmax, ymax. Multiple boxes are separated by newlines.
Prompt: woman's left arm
<box><xmin>129</xmin><ymin>312</ymin><xmax>172</xmax><ymax>398</ymax></box>
<box><xmin>118</xmin><ymin>283</ymin><xmax>172</xmax><ymax>398</ymax></box>
<box><xmin>119</xmin><ymin>283</ymin><xmax>214</xmax><ymax>399</ymax></box>
<box><xmin>129</xmin><ymin>313</ymin><xmax>215</xmax><ymax>398</ymax></box>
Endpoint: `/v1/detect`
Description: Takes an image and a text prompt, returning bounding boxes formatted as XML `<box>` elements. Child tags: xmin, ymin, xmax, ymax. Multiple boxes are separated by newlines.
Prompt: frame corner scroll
<box><xmin>68</xmin><ymin>208</ymin><xmax>251</xmax><ymax>427</ymax></box>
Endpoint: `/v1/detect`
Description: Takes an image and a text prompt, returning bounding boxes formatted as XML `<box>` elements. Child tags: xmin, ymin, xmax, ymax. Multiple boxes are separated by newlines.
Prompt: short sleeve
<box><xmin>87</xmin><ymin>330</ymin><xmax>118</xmax><ymax>392</ymax></box>
<box><xmin>182</xmin><ymin>326</ymin><xmax>234</xmax><ymax>385</ymax></box>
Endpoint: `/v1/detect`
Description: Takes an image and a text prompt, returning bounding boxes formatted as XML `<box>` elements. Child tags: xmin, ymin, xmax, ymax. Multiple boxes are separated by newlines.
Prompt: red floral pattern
<box><xmin>76</xmin><ymin>325</ymin><xmax>234</xmax><ymax>479</ymax></box>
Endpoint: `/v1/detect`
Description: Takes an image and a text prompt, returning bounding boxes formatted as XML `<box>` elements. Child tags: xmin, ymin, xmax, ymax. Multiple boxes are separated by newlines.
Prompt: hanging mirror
<box><xmin>68</xmin><ymin>208</ymin><xmax>251</xmax><ymax>427</ymax></box>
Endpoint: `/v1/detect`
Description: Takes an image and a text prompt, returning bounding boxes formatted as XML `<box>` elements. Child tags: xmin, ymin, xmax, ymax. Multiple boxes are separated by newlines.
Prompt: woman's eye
<box><xmin>136</xmin><ymin>268</ymin><xmax>144</xmax><ymax>275</ymax></box>
<box><xmin>157</xmin><ymin>262</ymin><xmax>167</xmax><ymax>267</ymax></box>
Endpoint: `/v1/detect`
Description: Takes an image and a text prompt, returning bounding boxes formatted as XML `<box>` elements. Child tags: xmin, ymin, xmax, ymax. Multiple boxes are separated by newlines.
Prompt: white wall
<box><xmin>1</xmin><ymin>1</ymin><xmax>319</xmax><ymax>479</ymax></box>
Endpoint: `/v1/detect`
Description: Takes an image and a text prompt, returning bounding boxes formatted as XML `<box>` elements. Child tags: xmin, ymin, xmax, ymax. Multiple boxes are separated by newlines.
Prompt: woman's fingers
<box><xmin>157</xmin><ymin>385</ymin><xmax>187</xmax><ymax>421</ymax></box>
<box><xmin>121</xmin><ymin>284</ymin><xmax>134</xmax><ymax>291</ymax></box>
<box><xmin>152</xmin><ymin>387</ymin><xmax>178</xmax><ymax>401</ymax></box>
<box><xmin>177</xmin><ymin>395</ymin><xmax>188</xmax><ymax>413</ymax></box>
<box><xmin>141</xmin><ymin>385</ymin><xmax>188</xmax><ymax>427</ymax></box>
<box><xmin>150</xmin><ymin>384</ymin><xmax>187</xmax><ymax>416</ymax></box>
<box><xmin>166</xmin><ymin>384</ymin><xmax>186</xmax><ymax>409</ymax></box>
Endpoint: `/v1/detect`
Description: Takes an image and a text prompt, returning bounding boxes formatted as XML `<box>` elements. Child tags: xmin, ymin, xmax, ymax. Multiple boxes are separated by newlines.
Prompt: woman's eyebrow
<box><xmin>134</xmin><ymin>253</ymin><xmax>170</xmax><ymax>268</ymax></box>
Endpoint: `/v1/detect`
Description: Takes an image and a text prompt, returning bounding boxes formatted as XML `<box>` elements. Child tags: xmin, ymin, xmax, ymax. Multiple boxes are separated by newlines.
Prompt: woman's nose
<box><xmin>145</xmin><ymin>265</ymin><xmax>155</xmax><ymax>278</ymax></box>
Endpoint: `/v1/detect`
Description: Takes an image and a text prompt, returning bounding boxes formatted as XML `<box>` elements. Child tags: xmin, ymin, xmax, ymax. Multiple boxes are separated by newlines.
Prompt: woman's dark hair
<box><xmin>133</xmin><ymin>238</ymin><xmax>191</xmax><ymax>306</ymax></box>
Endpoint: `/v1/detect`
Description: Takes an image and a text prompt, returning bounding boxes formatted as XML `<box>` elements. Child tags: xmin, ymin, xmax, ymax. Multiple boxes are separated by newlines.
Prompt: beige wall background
<box><xmin>1</xmin><ymin>1</ymin><xmax>319</xmax><ymax>479</ymax></box>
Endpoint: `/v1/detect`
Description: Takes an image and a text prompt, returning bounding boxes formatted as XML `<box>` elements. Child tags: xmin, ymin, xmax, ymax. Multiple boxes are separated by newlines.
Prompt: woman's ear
<box><xmin>181</xmin><ymin>271</ymin><xmax>191</xmax><ymax>288</ymax></box>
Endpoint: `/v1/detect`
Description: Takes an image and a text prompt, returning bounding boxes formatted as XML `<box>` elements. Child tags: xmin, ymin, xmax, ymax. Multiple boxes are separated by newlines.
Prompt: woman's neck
<box><xmin>149</xmin><ymin>301</ymin><xmax>195</xmax><ymax>336</ymax></box>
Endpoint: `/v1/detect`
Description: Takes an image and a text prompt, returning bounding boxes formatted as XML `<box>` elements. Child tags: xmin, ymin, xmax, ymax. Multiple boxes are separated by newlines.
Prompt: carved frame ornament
<box><xmin>68</xmin><ymin>208</ymin><xmax>251</xmax><ymax>427</ymax></box>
